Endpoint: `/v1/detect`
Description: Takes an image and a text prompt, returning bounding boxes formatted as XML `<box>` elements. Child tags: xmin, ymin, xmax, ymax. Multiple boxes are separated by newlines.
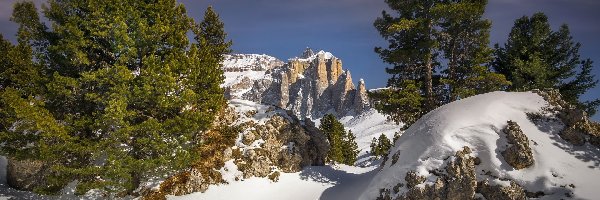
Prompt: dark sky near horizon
<box><xmin>1</xmin><ymin>0</ymin><xmax>599</xmax><ymax>121</ymax></box>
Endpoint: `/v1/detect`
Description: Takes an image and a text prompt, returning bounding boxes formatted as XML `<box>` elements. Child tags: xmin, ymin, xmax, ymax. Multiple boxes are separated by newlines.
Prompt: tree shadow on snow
<box><xmin>529</xmin><ymin>117</ymin><xmax>600</xmax><ymax>169</ymax></box>
<box><xmin>299</xmin><ymin>165</ymin><xmax>378</xmax><ymax>200</ymax></box>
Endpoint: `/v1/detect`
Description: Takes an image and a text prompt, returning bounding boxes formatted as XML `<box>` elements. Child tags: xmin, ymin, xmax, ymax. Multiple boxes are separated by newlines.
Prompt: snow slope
<box><xmin>169</xmin><ymin>164</ymin><xmax>378</xmax><ymax>200</ymax></box>
<box><xmin>339</xmin><ymin>109</ymin><xmax>400</xmax><ymax>156</ymax></box>
<box><xmin>360</xmin><ymin>91</ymin><xmax>600</xmax><ymax>199</ymax></box>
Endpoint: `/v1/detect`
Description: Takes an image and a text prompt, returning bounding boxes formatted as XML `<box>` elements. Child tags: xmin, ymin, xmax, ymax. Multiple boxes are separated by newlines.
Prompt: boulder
<box><xmin>501</xmin><ymin>121</ymin><xmax>534</xmax><ymax>169</ymax></box>
<box><xmin>477</xmin><ymin>180</ymin><xmax>527</xmax><ymax>200</ymax></box>
<box><xmin>382</xmin><ymin>146</ymin><xmax>477</xmax><ymax>200</ymax></box>
<box><xmin>6</xmin><ymin>158</ymin><xmax>47</xmax><ymax>191</ymax></box>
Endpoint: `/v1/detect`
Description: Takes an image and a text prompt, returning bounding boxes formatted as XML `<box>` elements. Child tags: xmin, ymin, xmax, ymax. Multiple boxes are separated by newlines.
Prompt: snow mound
<box><xmin>360</xmin><ymin>91</ymin><xmax>600</xmax><ymax>199</ymax></box>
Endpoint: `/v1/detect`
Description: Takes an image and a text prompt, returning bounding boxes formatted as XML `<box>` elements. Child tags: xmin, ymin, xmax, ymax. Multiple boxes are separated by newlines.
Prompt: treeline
<box><xmin>371</xmin><ymin>0</ymin><xmax>599</xmax><ymax>128</ymax></box>
<box><xmin>0</xmin><ymin>0</ymin><xmax>230</xmax><ymax>195</ymax></box>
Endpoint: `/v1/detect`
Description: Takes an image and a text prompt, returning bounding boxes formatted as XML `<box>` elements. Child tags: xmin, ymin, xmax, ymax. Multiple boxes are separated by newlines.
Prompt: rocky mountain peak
<box><xmin>222</xmin><ymin>48</ymin><xmax>370</xmax><ymax>119</ymax></box>
<box><xmin>301</xmin><ymin>47</ymin><xmax>314</xmax><ymax>59</ymax></box>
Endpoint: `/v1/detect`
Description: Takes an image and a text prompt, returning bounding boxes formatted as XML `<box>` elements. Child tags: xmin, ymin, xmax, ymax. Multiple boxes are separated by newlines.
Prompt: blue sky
<box><xmin>1</xmin><ymin>0</ymin><xmax>598</xmax><ymax>121</ymax></box>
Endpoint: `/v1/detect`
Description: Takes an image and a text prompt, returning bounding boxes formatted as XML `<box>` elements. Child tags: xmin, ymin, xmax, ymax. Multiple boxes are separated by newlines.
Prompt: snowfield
<box><xmin>361</xmin><ymin>91</ymin><xmax>600</xmax><ymax>199</ymax></box>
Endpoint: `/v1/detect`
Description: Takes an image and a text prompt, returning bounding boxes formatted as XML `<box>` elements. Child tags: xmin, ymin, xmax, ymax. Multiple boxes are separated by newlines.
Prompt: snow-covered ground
<box><xmin>361</xmin><ymin>91</ymin><xmax>600</xmax><ymax>199</ymax></box>
<box><xmin>169</xmin><ymin>164</ymin><xmax>379</xmax><ymax>200</ymax></box>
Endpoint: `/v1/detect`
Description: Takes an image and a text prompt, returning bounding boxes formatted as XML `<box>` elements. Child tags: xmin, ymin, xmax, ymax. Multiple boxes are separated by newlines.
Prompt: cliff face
<box><xmin>223</xmin><ymin>48</ymin><xmax>370</xmax><ymax>119</ymax></box>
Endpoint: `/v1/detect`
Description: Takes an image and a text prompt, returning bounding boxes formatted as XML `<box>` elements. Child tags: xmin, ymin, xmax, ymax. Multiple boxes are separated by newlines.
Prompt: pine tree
<box><xmin>320</xmin><ymin>114</ymin><xmax>345</xmax><ymax>163</ymax></box>
<box><xmin>369</xmin><ymin>80</ymin><xmax>423</xmax><ymax>128</ymax></box>
<box><xmin>0</xmin><ymin>0</ymin><xmax>230</xmax><ymax>195</ymax></box>
<box><xmin>493</xmin><ymin>13</ymin><xmax>599</xmax><ymax>115</ymax></box>
<box><xmin>341</xmin><ymin>130</ymin><xmax>359</xmax><ymax>165</ymax></box>
<box><xmin>436</xmin><ymin>0</ymin><xmax>510</xmax><ymax>101</ymax></box>
<box><xmin>374</xmin><ymin>0</ymin><xmax>441</xmax><ymax>113</ymax></box>
<box><xmin>373</xmin><ymin>0</ymin><xmax>508</xmax><ymax>128</ymax></box>
<box><xmin>370</xmin><ymin>134</ymin><xmax>392</xmax><ymax>158</ymax></box>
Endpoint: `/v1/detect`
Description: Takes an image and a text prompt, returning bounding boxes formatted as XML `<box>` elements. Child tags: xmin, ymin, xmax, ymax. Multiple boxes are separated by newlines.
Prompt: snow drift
<box><xmin>360</xmin><ymin>91</ymin><xmax>600</xmax><ymax>199</ymax></box>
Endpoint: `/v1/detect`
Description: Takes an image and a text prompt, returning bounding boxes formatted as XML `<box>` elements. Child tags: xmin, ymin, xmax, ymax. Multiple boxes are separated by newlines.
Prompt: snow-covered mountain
<box><xmin>222</xmin><ymin>48</ymin><xmax>370</xmax><ymax>119</ymax></box>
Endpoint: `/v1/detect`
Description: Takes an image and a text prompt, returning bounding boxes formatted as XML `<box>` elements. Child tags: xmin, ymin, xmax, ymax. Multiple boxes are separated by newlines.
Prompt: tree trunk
<box><xmin>425</xmin><ymin>54</ymin><xmax>434</xmax><ymax>111</ymax></box>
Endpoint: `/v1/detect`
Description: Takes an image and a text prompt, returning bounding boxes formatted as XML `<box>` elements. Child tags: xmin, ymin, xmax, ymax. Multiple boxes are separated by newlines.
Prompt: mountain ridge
<box><xmin>222</xmin><ymin>48</ymin><xmax>370</xmax><ymax>119</ymax></box>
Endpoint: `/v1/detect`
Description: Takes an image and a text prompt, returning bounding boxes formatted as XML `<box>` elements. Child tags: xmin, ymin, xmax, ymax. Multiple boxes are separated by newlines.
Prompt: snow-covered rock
<box><xmin>222</xmin><ymin>48</ymin><xmax>370</xmax><ymax>119</ymax></box>
<box><xmin>360</xmin><ymin>91</ymin><xmax>600</xmax><ymax>199</ymax></box>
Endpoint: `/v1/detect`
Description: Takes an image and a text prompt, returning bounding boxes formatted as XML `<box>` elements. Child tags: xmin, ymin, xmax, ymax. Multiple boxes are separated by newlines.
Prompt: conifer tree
<box><xmin>373</xmin><ymin>0</ymin><xmax>508</xmax><ymax>127</ymax></box>
<box><xmin>341</xmin><ymin>130</ymin><xmax>359</xmax><ymax>165</ymax></box>
<box><xmin>320</xmin><ymin>114</ymin><xmax>345</xmax><ymax>162</ymax></box>
<box><xmin>493</xmin><ymin>13</ymin><xmax>599</xmax><ymax>115</ymax></box>
<box><xmin>374</xmin><ymin>0</ymin><xmax>440</xmax><ymax>113</ymax></box>
<box><xmin>0</xmin><ymin>0</ymin><xmax>230</xmax><ymax>195</ymax></box>
<box><xmin>436</xmin><ymin>0</ymin><xmax>510</xmax><ymax>101</ymax></box>
<box><xmin>370</xmin><ymin>134</ymin><xmax>392</xmax><ymax>158</ymax></box>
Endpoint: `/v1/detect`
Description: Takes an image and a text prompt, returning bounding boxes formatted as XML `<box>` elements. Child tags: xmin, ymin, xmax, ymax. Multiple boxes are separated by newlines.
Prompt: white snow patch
<box><xmin>219</xmin><ymin>160</ymin><xmax>243</xmax><ymax>183</ymax></box>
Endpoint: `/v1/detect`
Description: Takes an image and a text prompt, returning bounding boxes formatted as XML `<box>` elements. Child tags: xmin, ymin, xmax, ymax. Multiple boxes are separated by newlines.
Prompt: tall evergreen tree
<box><xmin>374</xmin><ymin>0</ymin><xmax>441</xmax><ymax>113</ymax></box>
<box><xmin>373</xmin><ymin>0</ymin><xmax>507</xmax><ymax>126</ymax></box>
<box><xmin>436</xmin><ymin>0</ymin><xmax>510</xmax><ymax>101</ymax></box>
<box><xmin>341</xmin><ymin>130</ymin><xmax>359</xmax><ymax>165</ymax></box>
<box><xmin>0</xmin><ymin>0</ymin><xmax>230</xmax><ymax>195</ymax></box>
<box><xmin>320</xmin><ymin>114</ymin><xmax>345</xmax><ymax>163</ymax></box>
<box><xmin>493</xmin><ymin>13</ymin><xmax>599</xmax><ymax>115</ymax></box>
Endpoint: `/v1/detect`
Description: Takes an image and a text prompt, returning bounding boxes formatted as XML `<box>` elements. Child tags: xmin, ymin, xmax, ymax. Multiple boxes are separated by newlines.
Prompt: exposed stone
<box><xmin>405</xmin><ymin>171</ymin><xmax>426</xmax><ymax>188</ymax></box>
<box><xmin>392</xmin><ymin>146</ymin><xmax>477</xmax><ymax>200</ymax></box>
<box><xmin>235</xmin><ymin>113</ymin><xmax>328</xmax><ymax>177</ymax></box>
<box><xmin>6</xmin><ymin>158</ymin><xmax>47</xmax><ymax>191</ymax></box>
<box><xmin>501</xmin><ymin>121</ymin><xmax>534</xmax><ymax>170</ymax></box>
<box><xmin>445</xmin><ymin>146</ymin><xmax>477</xmax><ymax>200</ymax></box>
<box><xmin>477</xmin><ymin>180</ymin><xmax>527</xmax><ymax>200</ymax></box>
<box><xmin>533</xmin><ymin>89</ymin><xmax>600</xmax><ymax>148</ymax></box>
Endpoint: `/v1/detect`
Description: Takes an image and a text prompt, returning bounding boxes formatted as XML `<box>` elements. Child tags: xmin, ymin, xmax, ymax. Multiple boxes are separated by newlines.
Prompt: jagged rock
<box><xmin>222</xmin><ymin>49</ymin><xmax>370</xmax><ymax>119</ymax></box>
<box><xmin>301</xmin><ymin>47</ymin><xmax>314</xmax><ymax>59</ymax></box>
<box><xmin>390</xmin><ymin>146</ymin><xmax>477</xmax><ymax>200</ymax></box>
<box><xmin>445</xmin><ymin>146</ymin><xmax>477</xmax><ymax>199</ymax></box>
<box><xmin>6</xmin><ymin>158</ymin><xmax>47</xmax><ymax>191</ymax></box>
<box><xmin>235</xmin><ymin>113</ymin><xmax>328</xmax><ymax>177</ymax></box>
<box><xmin>405</xmin><ymin>171</ymin><xmax>425</xmax><ymax>188</ymax></box>
<box><xmin>532</xmin><ymin>89</ymin><xmax>599</xmax><ymax>148</ymax></box>
<box><xmin>477</xmin><ymin>180</ymin><xmax>527</xmax><ymax>200</ymax></box>
<box><xmin>501</xmin><ymin>121</ymin><xmax>534</xmax><ymax>170</ymax></box>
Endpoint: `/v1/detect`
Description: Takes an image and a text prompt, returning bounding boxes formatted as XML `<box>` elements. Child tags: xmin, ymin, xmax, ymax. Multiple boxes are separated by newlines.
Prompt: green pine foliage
<box><xmin>341</xmin><ymin>130</ymin><xmax>359</xmax><ymax>165</ymax></box>
<box><xmin>436</xmin><ymin>0</ymin><xmax>510</xmax><ymax>102</ymax></box>
<box><xmin>374</xmin><ymin>0</ymin><xmax>440</xmax><ymax>113</ymax></box>
<box><xmin>0</xmin><ymin>0</ymin><xmax>230</xmax><ymax>195</ymax></box>
<box><xmin>319</xmin><ymin>114</ymin><xmax>359</xmax><ymax>165</ymax></box>
<box><xmin>369</xmin><ymin>80</ymin><xmax>423</xmax><ymax>129</ymax></box>
<box><xmin>370</xmin><ymin>134</ymin><xmax>392</xmax><ymax>158</ymax></box>
<box><xmin>493</xmin><ymin>12</ymin><xmax>599</xmax><ymax>116</ymax></box>
<box><xmin>373</xmin><ymin>0</ymin><xmax>508</xmax><ymax>127</ymax></box>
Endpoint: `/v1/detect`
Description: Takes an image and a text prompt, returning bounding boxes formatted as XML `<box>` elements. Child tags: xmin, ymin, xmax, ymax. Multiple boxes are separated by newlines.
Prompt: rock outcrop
<box><xmin>223</xmin><ymin>48</ymin><xmax>370</xmax><ymax>119</ymax></box>
<box><xmin>144</xmin><ymin>100</ymin><xmax>328</xmax><ymax>199</ymax></box>
<box><xmin>377</xmin><ymin>147</ymin><xmax>477</xmax><ymax>200</ymax></box>
<box><xmin>477</xmin><ymin>180</ymin><xmax>527</xmax><ymax>200</ymax></box>
<box><xmin>501</xmin><ymin>121</ymin><xmax>534</xmax><ymax>169</ymax></box>
<box><xmin>376</xmin><ymin>146</ymin><xmax>532</xmax><ymax>200</ymax></box>
<box><xmin>531</xmin><ymin>89</ymin><xmax>600</xmax><ymax>148</ymax></box>
<box><xmin>6</xmin><ymin>158</ymin><xmax>47</xmax><ymax>191</ymax></box>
